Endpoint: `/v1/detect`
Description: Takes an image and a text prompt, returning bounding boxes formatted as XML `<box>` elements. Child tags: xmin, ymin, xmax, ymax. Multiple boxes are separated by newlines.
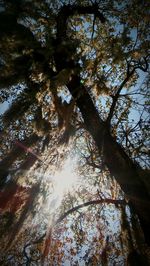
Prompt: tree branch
<box><xmin>56</xmin><ymin>3</ymin><xmax>105</xmax><ymax>41</ymax></box>
<box><xmin>108</xmin><ymin>55</ymin><xmax>149</xmax><ymax>126</ymax></box>
<box><xmin>106</xmin><ymin>68</ymin><xmax>135</xmax><ymax>125</ymax></box>
<box><xmin>138</xmin><ymin>56</ymin><xmax>149</xmax><ymax>72</ymax></box>
<box><xmin>56</xmin><ymin>198</ymin><xmax>126</xmax><ymax>224</ymax></box>
<box><xmin>53</xmin><ymin>2</ymin><xmax>150</xmax><ymax>245</ymax></box>
<box><xmin>23</xmin><ymin>197</ymin><xmax>126</xmax><ymax>260</ymax></box>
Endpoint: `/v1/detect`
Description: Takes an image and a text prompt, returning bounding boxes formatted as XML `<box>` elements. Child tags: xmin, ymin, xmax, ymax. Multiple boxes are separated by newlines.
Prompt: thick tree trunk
<box><xmin>54</xmin><ymin>5</ymin><xmax>150</xmax><ymax>245</ymax></box>
<box><xmin>67</xmin><ymin>74</ymin><xmax>150</xmax><ymax>246</ymax></box>
<box><xmin>54</xmin><ymin>45</ymin><xmax>150</xmax><ymax>245</ymax></box>
<box><xmin>103</xmin><ymin>131</ymin><xmax>150</xmax><ymax>246</ymax></box>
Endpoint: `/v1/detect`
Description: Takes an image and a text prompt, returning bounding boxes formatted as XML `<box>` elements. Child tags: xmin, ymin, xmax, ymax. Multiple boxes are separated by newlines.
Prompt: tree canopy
<box><xmin>0</xmin><ymin>0</ymin><xmax>150</xmax><ymax>265</ymax></box>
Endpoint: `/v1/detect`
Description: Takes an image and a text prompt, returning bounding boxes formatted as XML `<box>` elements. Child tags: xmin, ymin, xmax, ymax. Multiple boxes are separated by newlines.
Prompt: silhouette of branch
<box><xmin>56</xmin><ymin>3</ymin><xmax>105</xmax><ymax>41</ymax></box>
<box><xmin>23</xmin><ymin>197</ymin><xmax>126</xmax><ymax>262</ymax></box>
<box><xmin>56</xmin><ymin>198</ymin><xmax>126</xmax><ymax>223</ymax></box>
<box><xmin>106</xmin><ymin>68</ymin><xmax>135</xmax><ymax>125</ymax></box>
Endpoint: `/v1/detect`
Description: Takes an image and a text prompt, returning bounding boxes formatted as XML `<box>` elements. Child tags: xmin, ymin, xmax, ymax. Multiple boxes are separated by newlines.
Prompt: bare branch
<box><xmin>106</xmin><ymin>68</ymin><xmax>135</xmax><ymax>125</ymax></box>
<box><xmin>56</xmin><ymin>198</ymin><xmax>126</xmax><ymax>224</ymax></box>
<box><xmin>138</xmin><ymin>56</ymin><xmax>149</xmax><ymax>72</ymax></box>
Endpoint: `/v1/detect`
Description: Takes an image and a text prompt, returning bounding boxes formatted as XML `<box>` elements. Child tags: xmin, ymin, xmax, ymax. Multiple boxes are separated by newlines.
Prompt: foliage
<box><xmin>0</xmin><ymin>0</ymin><xmax>150</xmax><ymax>265</ymax></box>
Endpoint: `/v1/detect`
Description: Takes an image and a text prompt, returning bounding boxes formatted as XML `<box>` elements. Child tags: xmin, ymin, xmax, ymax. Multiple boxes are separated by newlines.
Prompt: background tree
<box><xmin>0</xmin><ymin>0</ymin><xmax>150</xmax><ymax>264</ymax></box>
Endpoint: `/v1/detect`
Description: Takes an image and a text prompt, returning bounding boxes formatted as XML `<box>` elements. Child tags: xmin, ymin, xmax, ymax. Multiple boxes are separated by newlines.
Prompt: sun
<box><xmin>44</xmin><ymin>157</ymin><xmax>79</xmax><ymax>212</ymax></box>
<box><xmin>54</xmin><ymin>158</ymin><xmax>78</xmax><ymax>196</ymax></box>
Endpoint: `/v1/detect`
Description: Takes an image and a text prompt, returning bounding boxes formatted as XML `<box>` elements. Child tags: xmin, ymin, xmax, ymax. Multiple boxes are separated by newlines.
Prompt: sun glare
<box><xmin>53</xmin><ymin>158</ymin><xmax>78</xmax><ymax>195</ymax></box>
<box><xmin>45</xmin><ymin>158</ymin><xmax>79</xmax><ymax>212</ymax></box>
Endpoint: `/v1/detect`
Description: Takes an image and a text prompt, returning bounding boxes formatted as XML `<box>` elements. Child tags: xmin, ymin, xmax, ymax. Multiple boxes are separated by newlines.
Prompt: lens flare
<box><xmin>54</xmin><ymin>159</ymin><xmax>78</xmax><ymax>195</ymax></box>
<box><xmin>45</xmin><ymin>157</ymin><xmax>79</xmax><ymax>213</ymax></box>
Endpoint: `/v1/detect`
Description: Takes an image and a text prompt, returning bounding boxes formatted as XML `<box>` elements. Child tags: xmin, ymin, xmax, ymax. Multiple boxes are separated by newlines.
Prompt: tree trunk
<box><xmin>54</xmin><ymin>5</ymin><xmax>150</xmax><ymax>245</ymax></box>
<box><xmin>67</xmin><ymin>74</ymin><xmax>150</xmax><ymax>246</ymax></box>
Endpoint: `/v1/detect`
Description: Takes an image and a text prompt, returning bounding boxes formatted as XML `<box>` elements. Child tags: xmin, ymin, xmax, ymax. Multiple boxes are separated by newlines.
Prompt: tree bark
<box><xmin>67</xmin><ymin>74</ymin><xmax>150</xmax><ymax>245</ymax></box>
<box><xmin>53</xmin><ymin>4</ymin><xmax>150</xmax><ymax>246</ymax></box>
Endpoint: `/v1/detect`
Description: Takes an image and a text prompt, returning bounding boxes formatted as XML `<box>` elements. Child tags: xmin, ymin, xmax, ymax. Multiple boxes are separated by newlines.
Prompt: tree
<box><xmin>0</xmin><ymin>0</ymin><xmax>150</xmax><ymax>264</ymax></box>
